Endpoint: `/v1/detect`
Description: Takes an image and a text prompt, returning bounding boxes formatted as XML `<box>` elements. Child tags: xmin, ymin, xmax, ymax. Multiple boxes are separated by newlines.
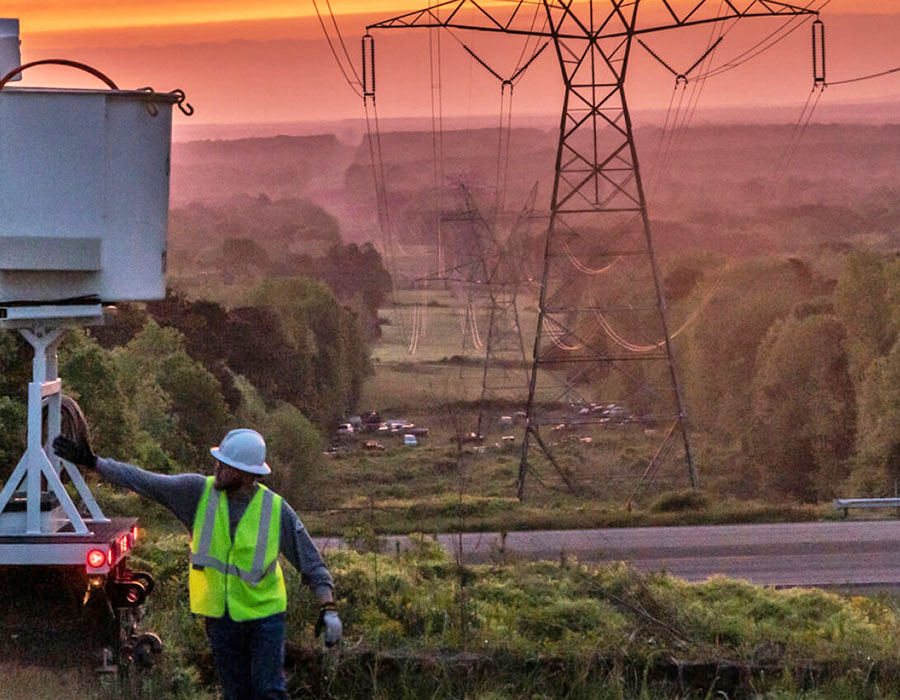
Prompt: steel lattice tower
<box><xmin>437</xmin><ymin>183</ymin><xmax>535</xmax><ymax>435</ymax></box>
<box><xmin>368</xmin><ymin>0</ymin><xmax>819</xmax><ymax>500</ymax></box>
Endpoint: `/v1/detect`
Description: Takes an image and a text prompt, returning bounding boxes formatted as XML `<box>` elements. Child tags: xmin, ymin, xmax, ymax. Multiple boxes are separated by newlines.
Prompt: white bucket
<box><xmin>0</xmin><ymin>88</ymin><xmax>178</xmax><ymax>303</ymax></box>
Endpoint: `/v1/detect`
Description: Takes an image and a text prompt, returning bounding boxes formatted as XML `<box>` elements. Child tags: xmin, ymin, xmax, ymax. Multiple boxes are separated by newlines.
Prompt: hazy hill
<box><xmin>169</xmin><ymin>121</ymin><xmax>900</xmax><ymax>255</ymax></box>
<box><xmin>171</xmin><ymin>133</ymin><xmax>355</xmax><ymax>204</ymax></box>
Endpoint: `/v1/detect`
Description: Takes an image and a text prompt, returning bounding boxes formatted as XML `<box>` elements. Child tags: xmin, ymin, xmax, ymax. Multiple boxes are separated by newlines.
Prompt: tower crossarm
<box><xmin>367</xmin><ymin>0</ymin><xmax>819</xmax><ymax>40</ymax></box>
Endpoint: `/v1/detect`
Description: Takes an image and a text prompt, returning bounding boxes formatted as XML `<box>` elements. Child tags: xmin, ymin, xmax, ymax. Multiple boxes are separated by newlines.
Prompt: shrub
<box><xmin>264</xmin><ymin>403</ymin><xmax>325</xmax><ymax>509</ymax></box>
<box><xmin>649</xmin><ymin>489</ymin><xmax>710</xmax><ymax>513</ymax></box>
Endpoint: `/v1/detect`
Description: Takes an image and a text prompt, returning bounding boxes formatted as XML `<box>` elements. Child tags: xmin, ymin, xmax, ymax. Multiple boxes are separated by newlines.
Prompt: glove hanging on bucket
<box><xmin>52</xmin><ymin>435</ymin><xmax>97</xmax><ymax>469</ymax></box>
<box><xmin>315</xmin><ymin>602</ymin><xmax>343</xmax><ymax>647</ymax></box>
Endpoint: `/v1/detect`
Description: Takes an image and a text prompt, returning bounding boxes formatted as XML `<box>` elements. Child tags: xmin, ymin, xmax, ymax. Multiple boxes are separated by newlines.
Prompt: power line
<box><xmin>310</xmin><ymin>0</ymin><xmax>363</xmax><ymax>98</ymax></box>
<box><xmin>695</xmin><ymin>0</ymin><xmax>831</xmax><ymax>81</ymax></box>
<box><xmin>324</xmin><ymin>0</ymin><xmax>362</xmax><ymax>85</ymax></box>
<box><xmin>829</xmin><ymin>66</ymin><xmax>900</xmax><ymax>86</ymax></box>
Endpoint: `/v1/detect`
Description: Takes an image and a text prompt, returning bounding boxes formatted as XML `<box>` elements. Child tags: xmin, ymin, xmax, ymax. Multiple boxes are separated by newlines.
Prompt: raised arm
<box><xmin>53</xmin><ymin>432</ymin><xmax>206</xmax><ymax>529</ymax></box>
<box><xmin>94</xmin><ymin>457</ymin><xmax>207</xmax><ymax>530</ymax></box>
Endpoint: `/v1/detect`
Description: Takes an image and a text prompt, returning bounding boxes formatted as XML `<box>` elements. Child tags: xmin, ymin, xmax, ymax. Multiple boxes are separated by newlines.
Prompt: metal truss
<box><xmin>369</xmin><ymin>0</ymin><xmax>819</xmax><ymax>501</ymax></box>
<box><xmin>439</xmin><ymin>184</ymin><xmax>536</xmax><ymax>435</ymax></box>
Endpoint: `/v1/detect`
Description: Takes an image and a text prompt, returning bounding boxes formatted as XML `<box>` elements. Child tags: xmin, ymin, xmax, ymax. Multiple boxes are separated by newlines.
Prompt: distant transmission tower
<box><xmin>437</xmin><ymin>183</ymin><xmax>537</xmax><ymax>435</ymax></box>
<box><xmin>368</xmin><ymin>0</ymin><xmax>820</xmax><ymax>500</ymax></box>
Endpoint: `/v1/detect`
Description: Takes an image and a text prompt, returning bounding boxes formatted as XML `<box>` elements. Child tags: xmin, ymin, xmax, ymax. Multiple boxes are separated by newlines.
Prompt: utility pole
<box><xmin>368</xmin><ymin>0</ymin><xmax>819</xmax><ymax>500</ymax></box>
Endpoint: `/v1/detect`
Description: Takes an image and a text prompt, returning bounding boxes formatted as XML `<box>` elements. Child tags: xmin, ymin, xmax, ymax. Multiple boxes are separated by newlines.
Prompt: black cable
<box><xmin>324</xmin><ymin>0</ymin><xmax>363</xmax><ymax>84</ymax></box>
<box><xmin>694</xmin><ymin>0</ymin><xmax>831</xmax><ymax>81</ymax></box>
<box><xmin>829</xmin><ymin>66</ymin><xmax>900</xmax><ymax>87</ymax></box>
<box><xmin>311</xmin><ymin>0</ymin><xmax>363</xmax><ymax>98</ymax></box>
<box><xmin>511</xmin><ymin>0</ymin><xmax>546</xmax><ymax>76</ymax></box>
<box><xmin>510</xmin><ymin>41</ymin><xmax>550</xmax><ymax>85</ymax></box>
<box><xmin>460</xmin><ymin>42</ymin><xmax>505</xmax><ymax>82</ymax></box>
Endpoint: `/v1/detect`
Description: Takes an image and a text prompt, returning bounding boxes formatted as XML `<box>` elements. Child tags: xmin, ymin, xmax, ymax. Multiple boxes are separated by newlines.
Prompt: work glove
<box><xmin>315</xmin><ymin>602</ymin><xmax>343</xmax><ymax>647</ymax></box>
<box><xmin>52</xmin><ymin>435</ymin><xmax>97</xmax><ymax>469</ymax></box>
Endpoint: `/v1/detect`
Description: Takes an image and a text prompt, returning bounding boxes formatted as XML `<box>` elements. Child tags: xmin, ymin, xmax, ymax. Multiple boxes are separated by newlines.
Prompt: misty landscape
<box><xmin>158</xmin><ymin>117</ymin><xmax>900</xmax><ymax>506</ymax></box>
<box><xmin>104</xmin><ymin>114</ymin><xmax>900</xmax><ymax>696</ymax></box>
<box><xmin>5</xmin><ymin>0</ymin><xmax>900</xmax><ymax>697</ymax></box>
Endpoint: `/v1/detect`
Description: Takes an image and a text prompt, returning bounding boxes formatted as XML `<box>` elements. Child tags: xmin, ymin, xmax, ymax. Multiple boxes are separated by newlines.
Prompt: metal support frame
<box><xmin>517</xmin><ymin>1</ymin><xmax>700</xmax><ymax>500</ymax></box>
<box><xmin>369</xmin><ymin>0</ymin><xmax>819</xmax><ymax>501</ymax></box>
<box><xmin>0</xmin><ymin>305</ymin><xmax>108</xmax><ymax>536</ymax></box>
<box><xmin>438</xmin><ymin>184</ymin><xmax>535</xmax><ymax>436</ymax></box>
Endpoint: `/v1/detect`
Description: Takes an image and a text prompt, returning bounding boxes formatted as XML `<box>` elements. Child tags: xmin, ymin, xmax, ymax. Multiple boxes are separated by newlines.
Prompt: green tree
<box><xmin>303</xmin><ymin>280</ymin><xmax>359</xmax><ymax>426</ymax></box>
<box><xmin>0</xmin><ymin>397</ymin><xmax>25</xmax><ymax>480</ymax></box>
<box><xmin>263</xmin><ymin>403</ymin><xmax>324</xmax><ymax>509</ymax></box>
<box><xmin>115</xmin><ymin>321</ymin><xmax>232</xmax><ymax>468</ymax></box>
<box><xmin>0</xmin><ymin>330</ymin><xmax>29</xmax><ymax>398</ymax></box>
<box><xmin>750</xmin><ymin>313</ymin><xmax>855</xmax><ymax>503</ymax></box>
<box><xmin>318</xmin><ymin>243</ymin><xmax>393</xmax><ymax>337</ymax></box>
<box><xmin>147</xmin><ymin>291</ymin><xmax>242</xmax><ymax>411</ymax></box>
<box><xmin>169</xmin><ymin>195</ymin><xmax>342</xmax><ymax>254</ymax></box>
<box><xmin>834</xmin><ymin>251</ymin><xmax>896</xmax><ymax>383</ymax></box>
<box><xmin>852</xmin><ymin>337</ymin><xmax>900</xmax><ymax>496</ymax></box>
<box><xmin>249</xmin><ymin>277</ymin><xmax>369</xmax><ymax>427</ymax></box>
<box><xmin>226</xmin><ymin>305</ymin><xmax>315</xmax><ymax>411</ymax></box>
<box><xmin>58</xmin><ymin>330</ymin><xmax>136</xmax><ymax>459</ymax></box>
<box><xmin>682</xmin><ymin>258</ymin><xmax>819</xmax><ymax>443</ymax></box>
<box><xmin>0</xmin><ymin>331</ymin><xmax>28</xmax><ymax>478</ymax></box>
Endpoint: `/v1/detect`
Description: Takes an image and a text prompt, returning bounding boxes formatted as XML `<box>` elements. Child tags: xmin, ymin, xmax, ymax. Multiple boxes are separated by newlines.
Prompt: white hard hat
<box><xmin>210</xmin><ymin>428</ymin><xmax>271</xmax><ymax>475</ymax></box>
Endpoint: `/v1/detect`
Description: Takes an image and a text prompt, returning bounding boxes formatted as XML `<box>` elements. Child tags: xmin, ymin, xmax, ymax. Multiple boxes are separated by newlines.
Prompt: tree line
<box><xmin>0</xmin><ymin>277</ymin><xmax>371</xmax><ymax>510</ymax></box>
<box><xmin>675</xmin><ymin>249</ymin><xmax>900</xmax><ymax>503</ymax></box>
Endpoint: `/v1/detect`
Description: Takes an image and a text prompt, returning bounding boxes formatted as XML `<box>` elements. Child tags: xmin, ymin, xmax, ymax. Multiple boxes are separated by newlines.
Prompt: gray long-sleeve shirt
<box><xmin>96</xmin><ymin>457</ymin><xmax>333</xmax><ymax>596</ymax></box>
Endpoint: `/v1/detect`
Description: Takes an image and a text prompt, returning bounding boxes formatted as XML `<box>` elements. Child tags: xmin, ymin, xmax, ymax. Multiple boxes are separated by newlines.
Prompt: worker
<box><xmin>53</xmin><ymin>428</ymin><xmax>341</xmax><ymax>700</ymax></box>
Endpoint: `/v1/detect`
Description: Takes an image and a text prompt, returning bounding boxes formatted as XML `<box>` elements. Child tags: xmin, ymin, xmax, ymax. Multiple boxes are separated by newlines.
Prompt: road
<box><xmin>315</xmin><ymin>520</ymin><xmax>900</xmax><ymax>589</ymax></box>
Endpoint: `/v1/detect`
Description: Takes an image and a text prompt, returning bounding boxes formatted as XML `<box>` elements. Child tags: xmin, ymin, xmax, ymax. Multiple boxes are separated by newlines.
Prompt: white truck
<box><xmin>0</xmin><ymin>19</ymin><xmax>187</xmax><ymax>674</ymax></box>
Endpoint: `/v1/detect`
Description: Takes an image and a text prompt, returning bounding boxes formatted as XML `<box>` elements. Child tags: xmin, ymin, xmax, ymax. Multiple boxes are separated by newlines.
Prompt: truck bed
<box><xmin>0</xmin><ymin>517</ymin><xmax>137</xmax><ymax>566</ymax></box>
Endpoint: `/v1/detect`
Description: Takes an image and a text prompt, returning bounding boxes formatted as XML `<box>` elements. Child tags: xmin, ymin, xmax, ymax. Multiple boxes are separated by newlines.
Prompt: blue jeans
<box><xmin>205</xmin><ymin>612</ymin><xmax>287</xmax><ymax>700</ymax></box>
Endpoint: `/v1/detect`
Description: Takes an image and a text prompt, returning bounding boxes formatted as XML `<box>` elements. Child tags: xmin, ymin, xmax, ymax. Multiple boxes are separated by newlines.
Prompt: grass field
<box><xmin>334</xmin><ymin>287</ymin><xmax>832</xmax><ymax>537</ymax></box>
<box><xmin>372</xmin><ymin>287</ymin><xmax>539</xmax><ymax>366</ymax></box>
<box><xmin>9</xmin><ymin>532</ymin><xmax>900</xmax><ymax>700</ymax></box>
<box><xmin>298</xmin><ymin>435</ymin><xmax>828</xmax><ymax>536</ymax></box>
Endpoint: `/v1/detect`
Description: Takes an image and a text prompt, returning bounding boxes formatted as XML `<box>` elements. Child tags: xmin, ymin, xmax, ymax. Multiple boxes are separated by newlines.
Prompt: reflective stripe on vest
<box><xmin>189</xmin><ymin>477</ymin><xmax>286</xmax><ymax>620</ymax></box>
<box><xmin>192</xmin><ymin>486</ymin><xmax>277</xmax><ymax>585</ymax></box>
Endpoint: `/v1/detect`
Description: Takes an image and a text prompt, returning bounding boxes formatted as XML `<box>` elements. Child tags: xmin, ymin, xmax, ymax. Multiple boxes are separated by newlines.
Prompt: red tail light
<box><xmin>87</xmin><ymin>549</ymin><xmax>106</xmax><ymax>568</ymax></box>
<box><xmin>119</xmin><ymin>534</ymin><xmax>130</xmax><ymax>554</ymax></box>
<box><xmin>132</xmin><ymin>525</ymin><xmax>139</xmax><ymax>542</ymax></box>
<box><xmin>107</xmin><ymin>548</ymin><xmax>113</xmax><ymax>567</ymax></box>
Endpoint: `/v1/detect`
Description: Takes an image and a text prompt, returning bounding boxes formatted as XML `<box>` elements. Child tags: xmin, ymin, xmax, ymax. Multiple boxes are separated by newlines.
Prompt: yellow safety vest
<box><xmin>189</xmin><ymin>476</ymin><xmax>286</xmax><ymax>621</ymax></box>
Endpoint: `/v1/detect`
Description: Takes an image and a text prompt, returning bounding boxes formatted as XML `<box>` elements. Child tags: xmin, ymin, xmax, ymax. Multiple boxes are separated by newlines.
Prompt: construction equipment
<box><xmin>0</xmin><ymin>19</ymin><xmax>186</xmax><ymax>675</ymax></box>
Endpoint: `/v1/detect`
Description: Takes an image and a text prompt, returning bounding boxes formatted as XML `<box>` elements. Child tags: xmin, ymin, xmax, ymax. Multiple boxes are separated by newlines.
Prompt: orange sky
<box><xmin>3</xmin><ymin>1</ymin><xmax>899</xmax><ymax>129</ymax></box>
<box><xmin>8</xmin><ymin>0</ymin><xmax>896</xmax><ymax>37</ymax></box>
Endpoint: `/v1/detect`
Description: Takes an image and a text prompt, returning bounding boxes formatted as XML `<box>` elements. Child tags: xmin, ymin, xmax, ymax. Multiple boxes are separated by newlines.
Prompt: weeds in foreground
<box><xmin>91</xmin><ymin>533</ymin><xmax>900</xmax><ymax>698</ymax></box>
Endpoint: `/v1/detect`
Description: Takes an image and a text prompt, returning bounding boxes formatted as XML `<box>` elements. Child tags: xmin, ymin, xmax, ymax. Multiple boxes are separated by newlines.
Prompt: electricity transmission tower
<box><xmin>435</xmin><ymin>183</ymin><xmax>538</xmax><ymax>436</ymax></box>
<box><xmin>368</xmin><ymin>0</ymin><xmax>819</xmax><ymax>500</ymax></box>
